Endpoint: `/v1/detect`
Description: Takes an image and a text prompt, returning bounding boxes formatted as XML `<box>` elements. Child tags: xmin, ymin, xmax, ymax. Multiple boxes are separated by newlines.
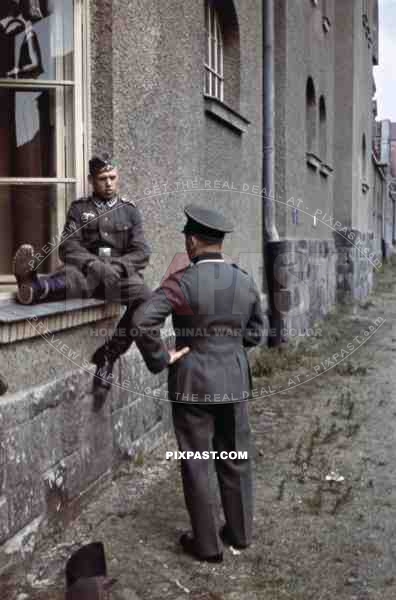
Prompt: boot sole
<box><xmin>13</xmin><ymin>245</ymin><xmax>37</xmax><ymax>305</ymax></box>
<box><xmin>13</xmin><ymin>244</ymin><xmax>36</xmax><ymax>281</ymax></box>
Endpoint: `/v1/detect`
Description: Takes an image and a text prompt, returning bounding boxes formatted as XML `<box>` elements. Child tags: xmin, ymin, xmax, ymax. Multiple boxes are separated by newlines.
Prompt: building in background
<box><xmin>0</xmin><ymin>0</ymin><xmax>393</xmax><ymax>549</ymax></box>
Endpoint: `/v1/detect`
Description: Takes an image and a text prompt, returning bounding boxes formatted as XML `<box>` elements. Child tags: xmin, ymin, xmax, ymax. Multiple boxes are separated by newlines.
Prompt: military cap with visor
<box><xmin>183</xmin><ymin>205</ymin><xmax>233</xmax><ymax>242</ymax></box>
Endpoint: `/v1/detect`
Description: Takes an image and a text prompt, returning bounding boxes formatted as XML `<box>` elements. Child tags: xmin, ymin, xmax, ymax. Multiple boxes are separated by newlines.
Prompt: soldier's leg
<box><xmin>91</xmin><ymin>272</ymin><xmax>151</xmax><ymax>409</ymax></box>
<box><xmin>213</xmin><ymin>401</ymin><xmax>253</xmax><ymax>549</ymax></box>
<box><xmin>13</xmin><ymin>244</ymin><xmax>93</xmax><ymax>304</ymax></box>
<box><xmin>171</xmin><ymin>403</ymin><xmax>223</xmax><ymax>559</ymax></box>
<box><xmin>97</xmin><ymin>272</ymin><xmax>151</xmax><ymax>358</ymax></box>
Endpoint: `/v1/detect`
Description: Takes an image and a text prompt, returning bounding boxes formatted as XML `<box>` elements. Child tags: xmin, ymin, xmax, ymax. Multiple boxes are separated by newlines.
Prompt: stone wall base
<box><xmin>265</xmin><ymin>232</ymin><xmax>382</xmax><ymax>343</ymax></box>
<box><xmin>0</xmin><ymin>341</ymin><xmax>168</xmax><ymax>554</ymax></box>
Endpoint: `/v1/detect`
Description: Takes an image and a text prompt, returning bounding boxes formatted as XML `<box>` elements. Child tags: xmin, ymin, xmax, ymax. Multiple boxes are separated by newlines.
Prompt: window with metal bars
<box><xmin>204</xmin><ymin>2</ymin><xmax>224</xmax><ymax>102</ymax></box>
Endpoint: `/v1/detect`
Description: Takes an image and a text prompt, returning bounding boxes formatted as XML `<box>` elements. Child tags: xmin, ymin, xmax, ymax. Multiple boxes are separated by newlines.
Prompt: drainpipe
<box><xmin>262</xmin><ymin>0</ymin><xmax>278</xmax><ymax>244</ymax></box>
<box><xmin>262</xmin><ymin>0</ymin><xmax>283</xmax><ymax>347</ymax></box>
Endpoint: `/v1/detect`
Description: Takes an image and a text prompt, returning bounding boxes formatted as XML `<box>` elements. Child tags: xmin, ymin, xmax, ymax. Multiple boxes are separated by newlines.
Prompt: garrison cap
<box><xmin>183</xmin><ymin>205</ymin><xmax>233</xmax><ymax>241</ymax></box>
<box><xmin>89</xmin><ymin>154</ymin><xmax>117</xmax><ymax>176</ymax></box>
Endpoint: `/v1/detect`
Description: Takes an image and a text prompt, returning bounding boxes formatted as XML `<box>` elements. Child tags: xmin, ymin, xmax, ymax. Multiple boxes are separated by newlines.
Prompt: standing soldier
<box><xmin>132</xmin><ymin>205</ymin><xmax>264</xmax><ymax>563</ymax></box>
<box><xmin>13</xmin><ymin>154</ymin><xmax>152</xmax><ymax>408</ymax></box>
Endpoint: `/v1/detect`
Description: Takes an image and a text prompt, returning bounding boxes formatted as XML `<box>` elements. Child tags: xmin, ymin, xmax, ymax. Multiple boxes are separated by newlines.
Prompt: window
<box><xmin>204</xmin><ymin>2</ymin><xmax>224</xmax><ymax>101</ymax></box>
<box><xmin>0</xmin><ymin>0</ymin><xmax>88</xmax><ymax>282</ymax></box>
<box><xmin>306</xmin><ymin>77</ymin><xmax>317</xmax><ymax>154</ymax></box>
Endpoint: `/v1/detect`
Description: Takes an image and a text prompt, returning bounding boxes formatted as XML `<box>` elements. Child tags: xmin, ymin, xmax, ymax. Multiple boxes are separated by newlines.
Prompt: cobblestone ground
<box><xmin>2</xmin><ymin>266</ymin><xmax>396</xmax><ymax>600</ymax></box>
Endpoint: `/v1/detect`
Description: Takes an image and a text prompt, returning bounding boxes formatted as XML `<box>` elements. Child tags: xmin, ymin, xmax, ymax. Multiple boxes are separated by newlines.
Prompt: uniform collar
<box><xmin>191</xmin><ymin>252</ymin><xmax>224</xmax><ymax>264</ymax></box>
<box><xmin>92</xmin><ymin>194</ymin><xmax>119</xmax><ymax>209</ymax></box>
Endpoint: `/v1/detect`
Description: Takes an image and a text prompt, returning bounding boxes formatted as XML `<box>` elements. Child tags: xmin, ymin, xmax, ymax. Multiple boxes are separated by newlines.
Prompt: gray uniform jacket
<box><xmin>58</xmin><ymin>195</ymin><xmax>151</xmax><ymax>277</ymax></box>
<box><xmin>133</xmin><ymin>253</ymin><xmax>264</xmax><ymax>402</ymax></box>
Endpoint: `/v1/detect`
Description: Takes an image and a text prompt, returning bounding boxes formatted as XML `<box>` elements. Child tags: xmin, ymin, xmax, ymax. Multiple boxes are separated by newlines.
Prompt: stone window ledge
<box><xmin>204</xmin><ymin>95</ymin><xmax>250</xmax><ymax>134</ymax></box>
<box><xmin>0</xmin><ymin>297</ymin><xmax>121</xmax><ymax>345</ymax></box>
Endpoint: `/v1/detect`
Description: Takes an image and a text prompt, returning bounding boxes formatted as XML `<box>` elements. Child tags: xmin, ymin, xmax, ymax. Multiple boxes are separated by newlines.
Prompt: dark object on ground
<box><xmin>65</xmin><ymin>542</ymin><xmax>117</xmax><ymax>598</ymax></box>
<box><xmin>66</xmin><ymin>542</ymin><xmax>107</xmax><ymax>588</ymax></box>
<box><xmin>65</xmin><ymin>541</ymin><xmax>117</xmax><ymax>599</ymax></box>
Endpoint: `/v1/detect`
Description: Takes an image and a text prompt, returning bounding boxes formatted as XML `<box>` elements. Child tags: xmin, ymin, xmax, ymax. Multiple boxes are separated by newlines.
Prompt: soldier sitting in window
<box><xmin>13</xmin><ymin>154</ymin><xmax>152</xmax><ymax>409</ymax></box>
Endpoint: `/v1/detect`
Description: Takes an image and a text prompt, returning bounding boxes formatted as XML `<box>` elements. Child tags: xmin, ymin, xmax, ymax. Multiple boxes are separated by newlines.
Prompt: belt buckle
<box><xmin>98</xmin><ymin>247</ymin><xmax>112</xmax><ymax>258</ymax></box>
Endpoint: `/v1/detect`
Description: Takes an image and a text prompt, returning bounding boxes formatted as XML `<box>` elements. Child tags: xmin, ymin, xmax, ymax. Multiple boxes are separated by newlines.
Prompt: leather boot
<box><xmin>13</xmin><ymin>244</ymin><xmax>67</xmax><ymax>304</ymax></box>
<box><xmin>91</xmin><ymin>344</ymin><xmax>117</xmax><ymax>411</ymax></box>
<box><xmin>13</xmin><ymin>244</ymin><xmax>47</xmax><ymax>305</ymax></box>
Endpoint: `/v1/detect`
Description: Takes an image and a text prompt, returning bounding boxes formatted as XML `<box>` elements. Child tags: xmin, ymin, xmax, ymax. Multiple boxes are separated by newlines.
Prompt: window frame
<box><xmin>0</xmin><ymin>0</ymin><xmax>90</xmax><ymax>284</ymax></box>
<box><xmin>204</xmin><ymin>2</ymin><xmax>224</xmax><ymax>102</ymax></box>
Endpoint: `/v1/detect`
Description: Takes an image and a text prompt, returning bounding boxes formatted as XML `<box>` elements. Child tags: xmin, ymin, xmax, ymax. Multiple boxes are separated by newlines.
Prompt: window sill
<box><xmin>204</xmin><ymin>95</ymin><xmax>250</xmax><ymax>134</ymax></box>
<box><xmin>0</xmin><ymin>297</ymin><xmax>121</xmax><ymax>345</ymax></box>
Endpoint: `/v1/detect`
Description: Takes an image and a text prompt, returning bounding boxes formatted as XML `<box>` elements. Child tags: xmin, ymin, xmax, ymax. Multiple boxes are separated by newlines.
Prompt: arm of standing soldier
<box><xmin>58</xmin><ymin>202</ymin><xmax>97</xmax><ymax>271</ymax></box>
<box><xmin>243</xmin><ymin>278</ymin><xmax>265</xmax><ymax>348</ymax></box>
<box><xmin>110</xmin><ymin>207</ymin><xmax>151</xmax><ymax>277</ymax></box>
<box><xmin>132</xmin><ymin>275</ymin><xmax>191</xmax><ymax>373</ymax></box>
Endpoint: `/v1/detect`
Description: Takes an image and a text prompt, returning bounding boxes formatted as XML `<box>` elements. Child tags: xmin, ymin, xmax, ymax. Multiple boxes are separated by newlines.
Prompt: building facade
<box><xmin>0</xmin><ymin>0</ymin><xmax>391</xmax><ymax>550</ymax></box>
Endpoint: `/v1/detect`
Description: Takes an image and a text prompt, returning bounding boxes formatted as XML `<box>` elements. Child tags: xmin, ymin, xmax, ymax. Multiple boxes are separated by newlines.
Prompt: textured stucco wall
<box><xmin>90</xmin><ymin>0</ymin><xmax>263</xmax><ymax>289</ymax></box>
<box><xmin>275</xmin><ymin>0</ymin><xmax>335</xmax><ymax>241</ymax></box>
<box><xmin>333</xmin><ymin>0</ymin><xmax>355</xmax><ymax>228</ymax></box>
<box><xmin>351</xmin><ymin>0</ymin><xmax>376</xmax><ymax>233</ymax></box>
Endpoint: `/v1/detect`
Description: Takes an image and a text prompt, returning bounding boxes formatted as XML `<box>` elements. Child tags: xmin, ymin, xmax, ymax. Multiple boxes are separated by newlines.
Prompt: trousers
<box><xmin>43</xmin><ymin>264</ymin><xmax>152</xmax><ymax>359</ymax></box>
<box><xmin>171</xmin><ymin>401</ymin><xmax>253</xmax><ymax>556</ymax></box>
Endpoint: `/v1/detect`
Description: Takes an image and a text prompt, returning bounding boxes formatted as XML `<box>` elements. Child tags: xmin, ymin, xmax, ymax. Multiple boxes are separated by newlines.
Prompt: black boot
<box><xmin>91</xmin><ymin>344</ymin><xmax>117</xmax><ymax>411</ymax></box>
<box><xmin>13</xmin><ymin>244</ymin><xmax>47</xmax><ymax>305</ymax></box>
<box><xmin>13</xmin><ymin>244</ymin><xmax>67</xmax><ymax>304</ymax></box>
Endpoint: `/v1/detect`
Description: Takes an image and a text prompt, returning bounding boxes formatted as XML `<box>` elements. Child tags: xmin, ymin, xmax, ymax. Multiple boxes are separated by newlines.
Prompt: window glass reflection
<box><xmin>0</xmin><ymin>0</ymin><xmax>74</xmax><ymax>81</ymax></box>
<box><xmin>0</xmin><ymin>183</ymin><xmax>75</xmax><ymax>274</ymax></box>
<box><xmin>0</xmin><ymin>86</ymin><xmax>74</xmax><ymax>178</ymax></box>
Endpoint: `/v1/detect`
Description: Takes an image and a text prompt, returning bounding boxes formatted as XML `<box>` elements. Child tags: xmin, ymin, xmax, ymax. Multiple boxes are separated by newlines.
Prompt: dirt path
<box><xmin>2</xmin><ymin>267</ymin><xmax>396</xmax><ymax>600</ymax></box>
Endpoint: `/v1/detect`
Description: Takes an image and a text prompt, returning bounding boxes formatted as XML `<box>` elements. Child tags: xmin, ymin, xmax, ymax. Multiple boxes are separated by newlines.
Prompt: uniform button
<box><xmin>105</xmin><ymin>217</ymin><xmax>109</xmax><ymax>221</ymax></box>
<box><xmin>104</xmin><ymin>232</ymin><xmax>108</xmax><ymax>236</ymax></box>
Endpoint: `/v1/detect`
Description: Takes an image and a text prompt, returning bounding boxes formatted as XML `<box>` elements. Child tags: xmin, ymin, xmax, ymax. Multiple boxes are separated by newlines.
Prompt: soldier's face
<box><xmin>90</xmin><ymin>168</ymin><xmax>119</xmax><ymax>200</ymax></box>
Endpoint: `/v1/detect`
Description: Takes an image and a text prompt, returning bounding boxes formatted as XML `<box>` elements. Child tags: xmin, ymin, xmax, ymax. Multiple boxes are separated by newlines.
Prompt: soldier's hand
<box><xmin>88</xmin><ymin>260</ymin><xmax>121</xmax><ymax>288</ymax></box>
<box><xmin>168</xmin><ymin>346</ymin><xmax>190</xmax><ymax>365</ymax></box>
<box><xmin>110</xmin><ymin>261</ymin><xmax>126</xmax><ymax>278</ymax></box>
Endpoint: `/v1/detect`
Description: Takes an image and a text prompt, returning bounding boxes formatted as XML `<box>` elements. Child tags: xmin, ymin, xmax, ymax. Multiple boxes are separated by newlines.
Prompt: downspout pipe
<box><xmin>262</xmin><ymin>0</ymin><xmax>283</xmax><ymax>347</ymax></box>
<box><xmin>262</xmin><ymin>0</ymin><xmax>278</xmax><ymax>244</ymax></box>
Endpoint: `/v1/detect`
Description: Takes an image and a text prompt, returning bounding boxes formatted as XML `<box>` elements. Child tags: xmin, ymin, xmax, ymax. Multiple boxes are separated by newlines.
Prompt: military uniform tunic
<box><xmin>57</xmin><ymin>194</ymin><xmax>152</xmax><ymax>357</ymax></box>
<box><xmin>132</xmin><ymin>253</ymin><xmax>264</xmax><ymax>556</ymax></box>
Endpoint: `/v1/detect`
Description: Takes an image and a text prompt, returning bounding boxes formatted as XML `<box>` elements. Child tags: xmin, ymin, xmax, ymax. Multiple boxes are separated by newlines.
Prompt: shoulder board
<box><xmin>72</xmin><ymin>196</ymin><xmax>89</xmax><ymax>205</ymax></box>
<box><xmin>120</xmin><ymin>196</ymin><xmax>136</xmax><ymax>207</ymax></box>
